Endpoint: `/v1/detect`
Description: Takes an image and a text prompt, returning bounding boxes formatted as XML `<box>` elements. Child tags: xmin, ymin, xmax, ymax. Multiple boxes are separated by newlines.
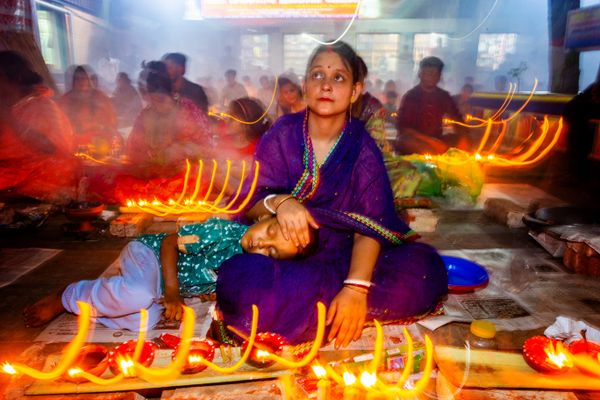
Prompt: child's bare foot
<box><xmin>23</xmin><ymin>292</ymin><xmax>66</xmax><ymax>327</ymax></box>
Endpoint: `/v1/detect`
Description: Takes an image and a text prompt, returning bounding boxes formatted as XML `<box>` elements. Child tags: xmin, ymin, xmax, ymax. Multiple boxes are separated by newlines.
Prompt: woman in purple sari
<box><xmin>216</xmin><ymin>42</ymin><xmax>447</xmax><ymax>347</ymax></box>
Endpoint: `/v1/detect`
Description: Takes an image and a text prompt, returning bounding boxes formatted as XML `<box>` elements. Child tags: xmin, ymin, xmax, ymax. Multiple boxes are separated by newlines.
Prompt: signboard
<box><xmin>565</xmin><ymin>5</ymin><xmax>600</xmax><ymax>51</ymax></box>
<box><xmin>186</xmin><ymin>0</ymin><xmax>359</xmax><ymax>19</ymax></box>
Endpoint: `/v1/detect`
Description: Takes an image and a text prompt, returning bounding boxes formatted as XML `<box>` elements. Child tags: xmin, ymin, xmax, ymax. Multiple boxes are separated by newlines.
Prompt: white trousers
<box><xmin>62</xmin><ymin>241</ymin><xmax>164</xmax><ymax>331</ymax></box>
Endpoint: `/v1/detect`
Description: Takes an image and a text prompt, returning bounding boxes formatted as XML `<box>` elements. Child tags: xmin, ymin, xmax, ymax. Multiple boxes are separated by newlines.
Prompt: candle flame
<box><xmin>312</xmin><ymin>364</ymin><xmax>327</xmax><ymax>378</ymax></box>
<box><xmin>360</xmin><ymin>371</ymin><xmax>377</xmax><ymax>388</ymax></box>
<box><xmin>2</xmin><ymin>363</ymin><xmax>16</xmax><ymax>375</ymax></box>
<box><xmin>343</xmin><ymin>371</ymin><xmax>357</xmax><ymax>385</ymax></box>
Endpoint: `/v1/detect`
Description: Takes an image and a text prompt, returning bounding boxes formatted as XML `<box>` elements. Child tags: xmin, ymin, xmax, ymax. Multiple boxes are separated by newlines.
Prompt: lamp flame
<box><xmin>2</xmin><ymin>362</ymin><xmax>16</xmax><ymax>375</ymax></box>
<box><xmin>545</xmin><ymin>341</ymin><xmax>573</xmax><ymax>369</ymax></box>
<box><xmin>360</xmin><ymin>371</ymin><xmax>377</xmax><ymax>388</ymax></box>
<box><xmin>343</xmin><ymin>371</ymin><xmax>357</xmax><ymax>386</ymax></box>
<box><xmin>256</xmin><ymin>350</ymin><xmax>271</xmax><ymax>358</ymax></box>
<box><xmin>312</xmin><ymin>364</ymin><xmax>327</xmax><ymax>378</ymax></box>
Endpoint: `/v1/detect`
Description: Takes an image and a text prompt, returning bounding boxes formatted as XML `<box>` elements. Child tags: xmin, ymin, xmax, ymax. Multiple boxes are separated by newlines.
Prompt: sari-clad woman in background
<box><xmin>0</xmin><ymin>51</ymin><xmax>77</xmax><ymax>204</ymax></box>
<box><xmin>126</xmin><ymin>61</ymin><xmax>210</xmax><ymax>172</ymax></box>
<box><xmin>59</xmin><ymin>66</ymin><xmax>118</xmax><ymax>153</ymax></box>
<box><xmin>216</xmin><ymin>42</ymin><xmax>447</xmax><ymax>346</ymax></box>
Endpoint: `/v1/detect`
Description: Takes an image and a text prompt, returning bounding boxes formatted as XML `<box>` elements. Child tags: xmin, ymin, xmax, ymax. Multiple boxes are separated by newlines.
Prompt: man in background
<box><xmin>163</xmin><ymin>53</ymin><xmax>208</xmax><ymax>113</ymax></box>
<box><xmin>396</xmin><ymin>56</ymin><xmax>469</xmax><ymax>155</ymax></box>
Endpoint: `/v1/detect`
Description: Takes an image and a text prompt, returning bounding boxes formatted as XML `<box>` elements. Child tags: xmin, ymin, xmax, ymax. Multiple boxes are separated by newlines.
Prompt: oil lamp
<box><xmin>172</xmin><ymin>339</ymin><xmax>216</xmax><ymax>374</ymax></box>
<box><xmin>108</xmin><ymin>340</ymin><xmax>157</xmax><ymax>377</ymax></box>
<box><xmin>241</xmin><ymin>332</ymin><xmax>287</xmax><ymax>369</ymax></box>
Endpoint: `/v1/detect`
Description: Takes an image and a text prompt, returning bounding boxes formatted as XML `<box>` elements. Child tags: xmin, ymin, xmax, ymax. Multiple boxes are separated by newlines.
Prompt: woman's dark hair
<box><xmin>72</xmin><ymin>65</ymin><xmax>91</xmax><ymax>86</ymax></box>
<box><xmin>138</xmin><ymin>60</ymin><xmax>171</xmax><ymax>95</ymax></box>
<box><xmin>228</xmin><ymin>97</ymin><xmax>271</xmax><ymax>141</ymax></box>
<box><xmin>306</xmin><ymin>41</ymin><xmax>362</xmax><ymax>84</ymax></box>
<box><xmin>0</xmin><ymin>50</ymin><xmax>43</xmax><ymax>88</ymax></box>
<box><xmin>356</xmin><ymin>55</ymin><xmax>368</xmax><ymax>83</ymax></box>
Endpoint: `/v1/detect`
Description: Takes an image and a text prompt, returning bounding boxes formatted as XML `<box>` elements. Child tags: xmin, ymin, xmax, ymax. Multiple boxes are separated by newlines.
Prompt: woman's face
<box><xmin>304</xmin><ymin>51</ymin><xmax>361</xmax><ymax>117</ymax></box>
<box><xmin>279</xmin><ymin>83</ymin><xmax>300</xmax><ymax>107</ymax></box>
<box><xmin>73</xmin><ymin>72</ymin><xmax>91</xmax><ymax>92</ymax></box>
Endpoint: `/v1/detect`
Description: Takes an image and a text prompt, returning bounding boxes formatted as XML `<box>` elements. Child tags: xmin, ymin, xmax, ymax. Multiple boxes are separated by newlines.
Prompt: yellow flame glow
<box><xmin>312</xmin><ymin>364</ymin><xmax>327</xmax><ymax>378</ymax></box>
<box><xmin>343</xmin><ymin>371</ymin><xmax>357</xmax><ymax>385</ymax></box>
<box><xmin>545</xmin><ymin>341</ymin><xmax>573</xmax><ymax>369</ymax></box>
<box><xmin>360</xmin><ymin>371</ymin><xmax>377</xmax><ymax>388</ymax></box>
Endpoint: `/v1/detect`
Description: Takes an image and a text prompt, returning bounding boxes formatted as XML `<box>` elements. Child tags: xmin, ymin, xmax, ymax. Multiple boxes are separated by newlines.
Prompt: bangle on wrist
<box><xmin>343</xmin><ymin>279</ymin><xmax>372</xmax><ymax>288</ymax></box>
<box><xmin>275</xmin><ymin>195</ymin><xmax>294</xmax><ymax>211</ymax></box>
<box><xmin>263</xmin><ymin>194</ymin><xmax>277</xmax><ymax>214</ymax></box>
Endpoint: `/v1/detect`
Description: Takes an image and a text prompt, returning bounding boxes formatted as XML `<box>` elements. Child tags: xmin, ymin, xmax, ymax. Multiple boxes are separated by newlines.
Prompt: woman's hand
<box><xmin>326</xmin><ymin>287</ymin><xmax>367</xmax><ymax>349</ymax></box>
<box><xmin>161</xmin><ymin>289</ymin><xmax>184</xmax><ymax>321</ymax></box>
<box><xmin>275</xmin><ymin>197</ymin><xmax>319</xmax><ymax>247</ymax></box>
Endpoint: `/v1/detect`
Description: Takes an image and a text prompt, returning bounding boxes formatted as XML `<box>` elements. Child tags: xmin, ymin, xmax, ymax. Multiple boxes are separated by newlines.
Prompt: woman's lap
<box><xmin>216</xmin><ymin>242</ymin><xmax>447</xmax><ymax>344</ymax></box>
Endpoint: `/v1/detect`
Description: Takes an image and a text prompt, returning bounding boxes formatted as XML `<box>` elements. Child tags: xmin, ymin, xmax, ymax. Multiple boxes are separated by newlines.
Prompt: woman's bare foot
<box><xmin>23</xmin><ymin>291</ymin><xmax>66</xmax><ymax>327</ymax></box>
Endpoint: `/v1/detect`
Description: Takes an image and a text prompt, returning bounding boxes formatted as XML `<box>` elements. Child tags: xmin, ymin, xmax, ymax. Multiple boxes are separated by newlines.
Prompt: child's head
<box><xmin>241</xmin><ymin>216</ymin><xmax>317</xmax><ymax>259</ymax></box>
<box><xmin>304</xmin><ymin>41</ymin><xmax>363</xmax><ymax>117</ymax></box>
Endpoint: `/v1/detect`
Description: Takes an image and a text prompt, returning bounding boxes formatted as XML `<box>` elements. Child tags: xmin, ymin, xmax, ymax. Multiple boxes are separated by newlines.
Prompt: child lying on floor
<box><xmin>23</xmin><ymin>216</ymin><xmax>316</xmax><ymax>331</ymax></box>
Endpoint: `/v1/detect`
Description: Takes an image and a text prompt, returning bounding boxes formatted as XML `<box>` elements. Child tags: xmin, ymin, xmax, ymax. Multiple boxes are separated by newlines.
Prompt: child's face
<box><xmin>240</xmin><ymin>217</ymin><xmax>301</xmax><ymax>259</ymax></box>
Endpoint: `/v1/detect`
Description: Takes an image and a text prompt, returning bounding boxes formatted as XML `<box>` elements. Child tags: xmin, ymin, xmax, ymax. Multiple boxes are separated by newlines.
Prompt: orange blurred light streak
<box><xmin>490</xmin><ymin>118</ymin><xmax>562</xmax><ymax>166</ymax></box>
<box><xmin>261</xmin><ymin>302</ymin><xmax>326</xmax><ymax>369</ymax></box>
<box><xmin>1</xmin><ymin>302</ymin><xmax>91</xmax><ymax>380</ymax></box>
<box><xmin>133</xmin><ymin>305</ymin><xmax>195</xmax><ymax>382</ymax></box>
<box><xmin>132</xmin><ymin>309</ymin><xmax>148</xmax><ymax>363</ymax></box>
<box><xmin>512</xmin><ymin>116</ymin><xmax>549</xmax><ymax>162</ymax></box>
<box><xmin>488</xmin><ymin>82</ymin><xmax>516</xmax><ymax>121</ymax></box>
<box><xmin>189</xmin><ymin>160</ymin><xmax>204</xmax><ymax>202</ymax></box>
<box><xmin>125</xmin><ymin>160</ymin><xmax>259</xmax><ymax>216</ymax></box>
<box><xmin>487</xmin><ymin>120</ymin><xmax>508</xmax><ymax>154</ymax></box>
<box><xmin>74</xmin><ymin>152</ymin><xmax>109</xmax><ymax>165</ymax></box>
<box><xmin>377</xmin><ymin>335</ymin><xmax>434</xmax><ymax>397</ymax></box>
<box><xmin>209</xmin><ymin>77</ymin><xmax>278</xmax><ymax>125</ymax></box>
<box><xmin>475</xmin><ymin>119</ymin><xmax>494</xmax><ymax>154</ymax></box>
<box><xmin>393</xmin><ymin>327</ymin><xmax>414</xmax><ymax>389</ymax></box>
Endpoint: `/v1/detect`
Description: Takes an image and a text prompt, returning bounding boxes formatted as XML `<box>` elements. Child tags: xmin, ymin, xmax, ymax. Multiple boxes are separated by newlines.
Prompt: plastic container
<box><xmin>467</xmin><ymin>320</ymin><xmax>498</xmax><ymax>350</ymax></box>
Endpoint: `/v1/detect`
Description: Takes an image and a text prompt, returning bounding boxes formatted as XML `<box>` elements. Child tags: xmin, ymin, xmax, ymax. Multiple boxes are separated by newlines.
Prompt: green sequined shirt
<box><xmin>136</xmin><ymin>218</ymin><xmax>248</xmax><ymax>296</ymax></box>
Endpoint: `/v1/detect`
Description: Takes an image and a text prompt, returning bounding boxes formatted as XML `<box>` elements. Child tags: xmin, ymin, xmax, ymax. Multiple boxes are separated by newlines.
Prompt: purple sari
<box><xmin>216</xmin><ymin>111</ymin><xmax>447</xmax><ymax>344</ymax></box>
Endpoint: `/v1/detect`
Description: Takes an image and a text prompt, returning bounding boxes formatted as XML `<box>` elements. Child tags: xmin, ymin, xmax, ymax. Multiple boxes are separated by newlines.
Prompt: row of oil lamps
<box><xmin>2</xmin><ymin>301</ymin><xmax>435</xmax><ymax>399</ymax></box>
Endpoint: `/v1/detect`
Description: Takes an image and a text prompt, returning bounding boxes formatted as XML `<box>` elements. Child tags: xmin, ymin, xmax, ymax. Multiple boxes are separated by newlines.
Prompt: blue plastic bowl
<box><xmin>442</xmin><ymin>255</ymin><xmax>489</xmax><ymax>293</ymax></box>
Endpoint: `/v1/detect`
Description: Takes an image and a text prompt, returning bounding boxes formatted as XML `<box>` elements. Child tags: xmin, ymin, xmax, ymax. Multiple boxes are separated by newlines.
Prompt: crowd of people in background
<box><xmin>5</xmin><ymin>44</ymin><xmax>592</xmax><ymax>206</ymax></box>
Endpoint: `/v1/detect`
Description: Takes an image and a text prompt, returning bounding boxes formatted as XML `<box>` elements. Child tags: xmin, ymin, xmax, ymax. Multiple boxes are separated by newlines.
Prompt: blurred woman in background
<box><xmin>0</xmin><ymin>51</ymin><xmax>77</xmax><ymax>204</ymax></box>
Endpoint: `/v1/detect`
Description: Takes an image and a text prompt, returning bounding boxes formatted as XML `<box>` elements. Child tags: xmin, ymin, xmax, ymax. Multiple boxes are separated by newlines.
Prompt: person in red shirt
<box><xmin>395</xmin><ymin>56</ymin><xmax>470</xmax><ymax>155</ymax></box>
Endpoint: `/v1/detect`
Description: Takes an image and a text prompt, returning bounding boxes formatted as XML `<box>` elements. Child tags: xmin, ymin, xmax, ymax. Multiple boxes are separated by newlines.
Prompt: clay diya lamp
<box><xmin>522</xmin><ymin>336</ymin><xmax>572</xmax><ymax>374</ymax></box>
<box><xmin>569</xmin><ymin>339</ymin><xmax>600</xmax><ymax>375</ymax></box>
<box><xmin>172</xmin><ymin>339</ymin><xmax>216</xmax><ymax>374</ymax></box>
<box><xmin>64</xmin><ymin>344</ymin><xmax>109</xmax><ymax>383</ymax></box>
<box><xmin>108</xmin><ymin>340</ymin><xmax>157</xmax><ymax>377</ymax></box>
<box><xmin>64</xmin><ymin>201</ymin><xmax>104</xmax><ymax>233</ymax></box>
<box><xmin>242</xmin><ymin>332</ymin><xmax>287</xmax><ymax>369</ymax></box>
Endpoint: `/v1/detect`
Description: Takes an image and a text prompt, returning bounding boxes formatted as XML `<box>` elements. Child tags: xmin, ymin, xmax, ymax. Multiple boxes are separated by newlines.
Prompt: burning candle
<box><xmin>343</xmin><ymin>371</ymin><xmax>360</xmax><ymax>400</ymax></box>
<box><xmin>312</xmin><ymin>364</ymin><xmax>331</xmax><ymax>400</ymax></box>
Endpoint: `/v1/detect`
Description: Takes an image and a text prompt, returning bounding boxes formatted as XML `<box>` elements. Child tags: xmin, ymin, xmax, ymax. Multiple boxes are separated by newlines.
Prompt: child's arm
<box><xmin>160</xmin><ymin>234</ymin><xmax>185</xmax><ymax>321</ymax></box>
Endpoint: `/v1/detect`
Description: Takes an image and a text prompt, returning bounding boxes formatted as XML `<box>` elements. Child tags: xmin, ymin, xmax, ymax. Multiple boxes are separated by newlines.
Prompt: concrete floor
<box><xmin>1</xmin><ymin>156</ymin><xmax>599</xmax><ymax>398</ymax></box>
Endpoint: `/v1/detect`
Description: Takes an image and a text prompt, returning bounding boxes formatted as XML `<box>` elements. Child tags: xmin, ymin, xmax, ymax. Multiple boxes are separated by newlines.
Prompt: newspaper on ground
<box><xmin>420</xmin><ymin>248</ymin><xmax>600</xmax><ymax>331</ymax></box>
